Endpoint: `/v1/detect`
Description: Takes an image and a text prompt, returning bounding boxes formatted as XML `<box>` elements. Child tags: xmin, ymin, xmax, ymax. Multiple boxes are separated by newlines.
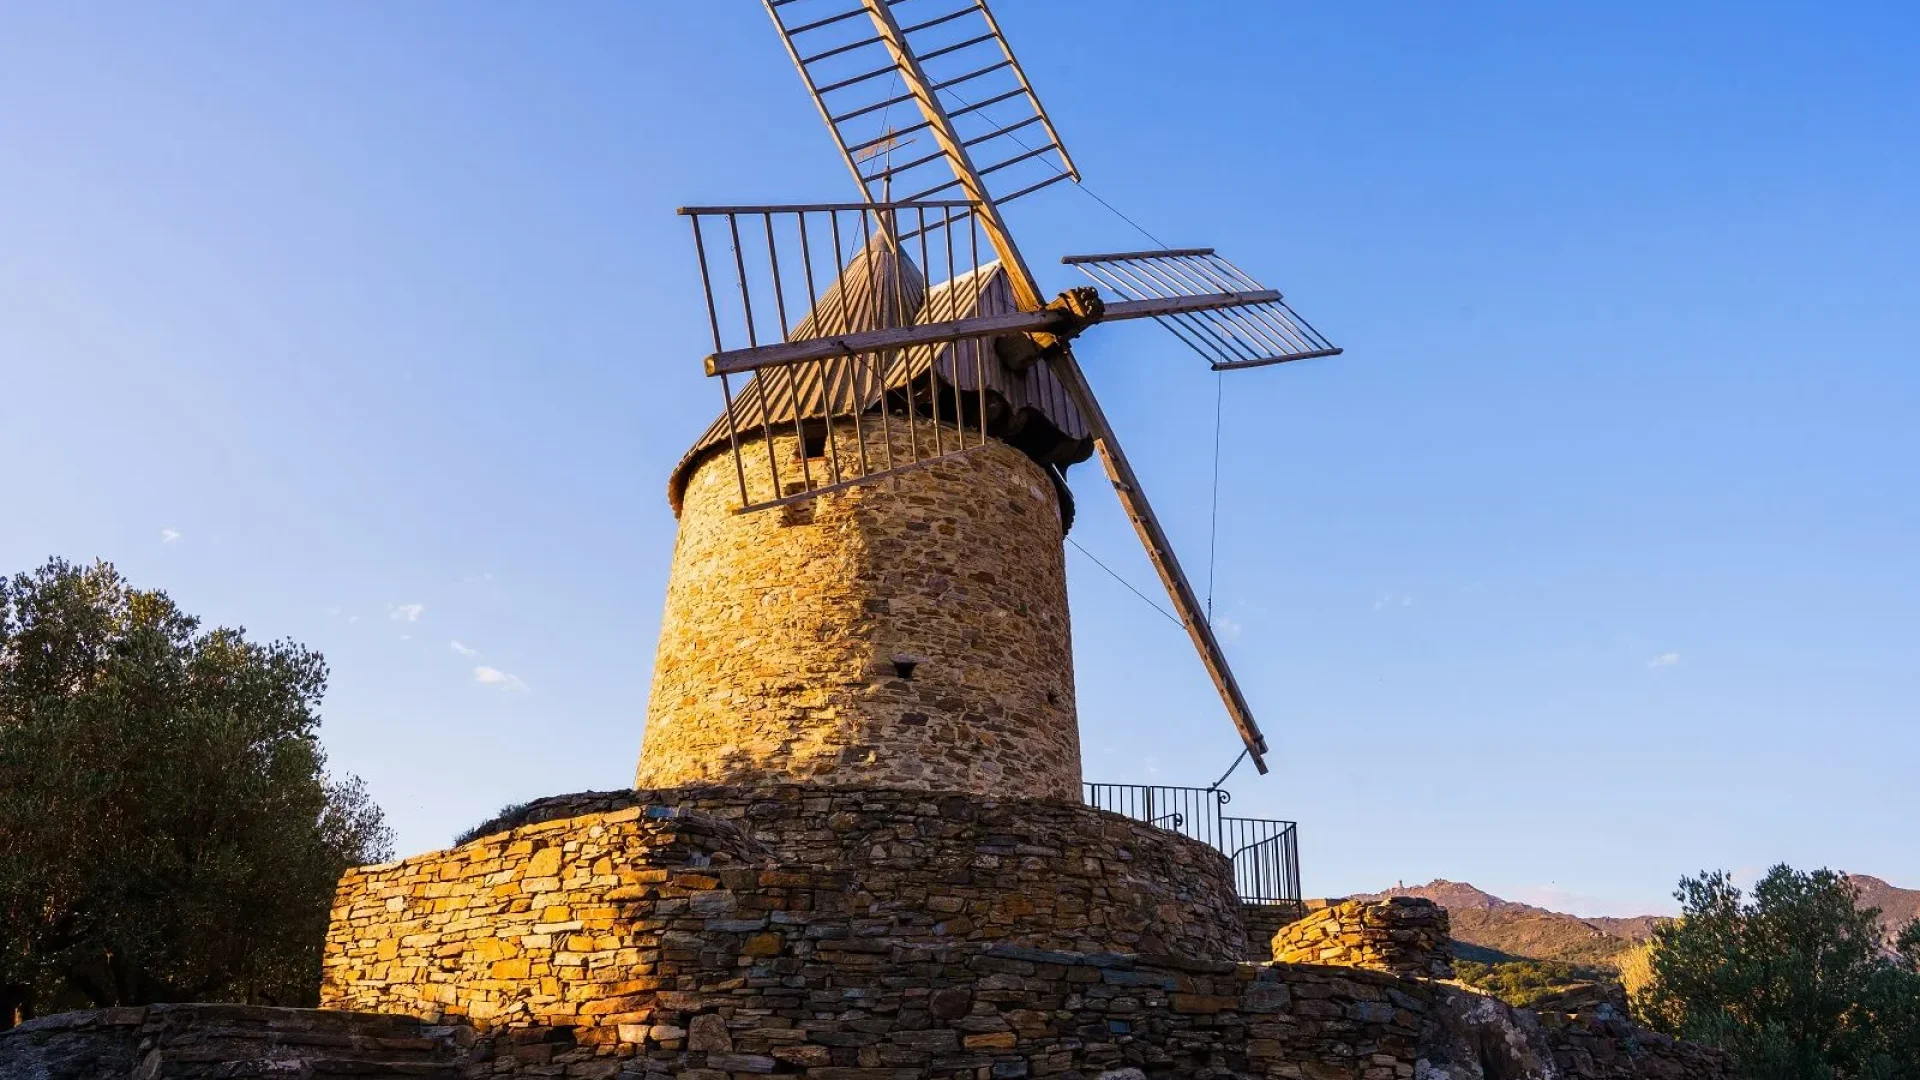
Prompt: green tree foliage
<box><xmin>0</xmin><ymin>559</ymin><xmax>392</xmax><ymax>1027</ymax></box>
<box><xmin>1635</xmin><ymin>865</ymin><xmax>1920</xmax><ymax>1079</ymax></box>
<box><xmin>1453</xmin><ymin>958</ymin><xmax>1612</xmax><ymax>1009</ymax></box>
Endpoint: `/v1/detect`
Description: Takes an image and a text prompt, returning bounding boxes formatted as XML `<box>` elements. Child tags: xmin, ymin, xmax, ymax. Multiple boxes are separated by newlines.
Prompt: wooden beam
<box><xmin>1062</xmin><ymin>247</ymin><xmax>1216</xmax><ymax>263</ymax></box>
<box><xmin>858</xmin><ymin>0</ymin><xmax>1045</xmax><ymax>311</ymax></box>
<box><xmin>1103</xmin><ymin>290</ymin><xmax>1280</xmax><ymax>321</ymax></box>
<box><xmin>1047</xmin><ymin>345</ymin><xmax>1271</xmax><ymax>773</ymax></box>
<box><xmin>704</xmin><ymin>289</ymin><xmax>1284</xmax><ymax>376</ymax></box>
<box><xmin>705</xmin><ymin>308</ymin><xmax>1055</xmax><ymax>376</ymax></box>
<box><xmin>812</xmin><ymin>0</ymin><xmax>1276</xmax><ymax>773</ymax></box>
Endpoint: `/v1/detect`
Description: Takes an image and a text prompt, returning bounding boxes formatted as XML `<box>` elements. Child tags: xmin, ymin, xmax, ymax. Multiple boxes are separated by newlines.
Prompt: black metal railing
<box><xmin>1083</xmin><ymin>782</ymin><xmax>1302</xmax><ymax>906</ymax></box>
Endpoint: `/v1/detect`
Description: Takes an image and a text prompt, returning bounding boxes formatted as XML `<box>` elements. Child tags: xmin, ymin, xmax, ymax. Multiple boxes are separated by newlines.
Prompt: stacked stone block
<box><xmin>1270</xmin><ymin>897</ymin><xmax>1455</xmax><ymax>979</ymax></box>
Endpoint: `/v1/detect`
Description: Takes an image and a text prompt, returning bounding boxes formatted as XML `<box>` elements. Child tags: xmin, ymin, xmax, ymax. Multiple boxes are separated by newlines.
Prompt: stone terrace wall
<box><xmin>641</xmin><ymin>419</ymin><xmax>1081</xmax><ymax>801</ymax></box>
<box><xmin>0</xmin><ymin>1003</ymin><xmax>457</xmax><ymax>1080</ymax></box>
<box><xmin>325</xmin><ymin>797</ymin><xmax>1247</xmax><ymax>1029</ymax></box>
<box><xmin>34</xmin><ymin>956</ymin><xmax>1736</xmax><ymax>1080</ymax></box>
<box><xmin>312</xmin><ymin>802</ymin><xmax>1734</xmax><ymax>1079</ymax></box>
<box><xmin>1271</xmin><ymin>897</ymin><xmax>1455</xmax><ymax>979</ymax></box>
<box><xmin>450</xmin><ymin>787</ymin><xmax>1248</xmax><ymax>960</ymax></box>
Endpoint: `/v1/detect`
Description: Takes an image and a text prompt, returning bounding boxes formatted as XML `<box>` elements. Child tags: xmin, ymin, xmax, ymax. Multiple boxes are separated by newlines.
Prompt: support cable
<box><xmin>1066</xmin><ymin>537</ymin><xmax>1182</xmax><ymax>630</ymax></box>
<box><xmin>1205</xmin><ymin>368</ymin><xmax>1223</xmax><ymax>623</ymax></box>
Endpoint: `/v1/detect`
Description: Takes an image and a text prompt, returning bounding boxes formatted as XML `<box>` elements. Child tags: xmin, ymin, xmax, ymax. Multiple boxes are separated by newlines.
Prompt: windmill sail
<box><xmin>1066</xmin><ymin>250</ymin><xmax>1343</xmax><ymax>371</ymax></box>
<box><xmin>765</xmin><ymin>0</ymin><xmax>1076</xmax><ymax>215</ymax></box>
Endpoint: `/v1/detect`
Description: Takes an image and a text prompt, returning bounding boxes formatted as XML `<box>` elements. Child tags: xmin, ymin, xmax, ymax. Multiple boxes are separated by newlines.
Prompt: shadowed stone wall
<box><xmin>639</xmin><ymin>419</ymin><xmax>1080</xmax><ymax>800</ymax></box>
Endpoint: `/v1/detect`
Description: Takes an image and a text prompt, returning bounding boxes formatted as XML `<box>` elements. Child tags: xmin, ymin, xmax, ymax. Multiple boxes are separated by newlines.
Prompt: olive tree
<box><xmin>0</xmin><ymin>559</ymin><xmax>391</xmax><ymax>1026</ymax></box>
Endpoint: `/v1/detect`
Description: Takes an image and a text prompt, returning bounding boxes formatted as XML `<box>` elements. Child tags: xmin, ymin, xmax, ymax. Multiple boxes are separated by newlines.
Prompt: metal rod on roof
<box><xmin>729</xmin><ymin>212</ymin><xmax>784</xmax><ymax>498</ymax></box>
<box><xmin>693</xmin><ymin>214</ymin><xmax>751</xmax><ymax>509</ymax></box>
<box><xmin>918</xmin><ymin>206</ymin><xmax>942</xmax><ymax>459</ymax></box>
<box><xmin>796</xmin><ymin>211</ymin><xmax>845</xmax><ymax>488</ymax></box>
<box><xmin>971</xmin><ymin>215</ymin><xmax>985</xmax><ymax>448</ymax></box>
<box><xmin>828</xmin><ymin>210</ymin><xmax>871</xmax><ymax>480</ymax></box>
<box><xmin>859</xmin><ymin>209</ymin><xmax>897</xmax><ymax>477</ymax></box>
<box><xmin>766</xmin><ymin>213</ymin><xmax>814</xmax><ymax>492</ymax></box>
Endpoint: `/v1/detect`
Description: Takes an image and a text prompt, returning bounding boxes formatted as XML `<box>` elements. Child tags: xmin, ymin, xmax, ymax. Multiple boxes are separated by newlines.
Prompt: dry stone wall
<box><xmin>0</xmin><ymin>1003</ymin><xmax>458</xmax><ymax>1079</ymax></box>
<box><xmin>325</xmin><ymin>793</ymin><xmax>1250</xmax><ymax>1031</ymax></box>
<box><xmin>1270</xmin><ymin>897</ymin><xmax>1454</xmax><ymax>979</ymax></box>
<box><xmin>306</xmin><ymin>797</ymin><xmax>1735</xmax><ymax>1079</ymax></box>
<box><xmin>3</xmin><ymin>963</ymin><xmax>1735</xmax><ymax>1080</ymax></box>
<box><xmin>640</xmin><ymin>419</ymin><xmax>1080</xmax><ymax>801</ymax></box>
<box><xmin>454</xmin><ymin>786</ymin><xmax>1245</xmax><ymax>962</ymax></box>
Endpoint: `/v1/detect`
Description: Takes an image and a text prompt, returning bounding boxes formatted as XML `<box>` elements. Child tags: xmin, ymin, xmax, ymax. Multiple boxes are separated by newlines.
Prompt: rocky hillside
<box><xmin>1361</xmin><ymin>874</ymin><xmax>1920</xmax><ymax>967</ymax></box>
<box><xmin>1355</xmin><ymin>880</ymin><xmax>1650</xmax><ymax>968</ymax></box>
<box><xmin>1848</xmin><ymin>874</ymin><xmax>1920</xmax><ymax>944</ymax></box>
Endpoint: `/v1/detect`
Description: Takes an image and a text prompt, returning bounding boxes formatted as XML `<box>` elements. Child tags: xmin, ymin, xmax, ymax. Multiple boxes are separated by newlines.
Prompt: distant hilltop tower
<box><xmin>635</xmin><ymin>236</ymin><xmax>1095</xmax><ymax>800</ymax></box>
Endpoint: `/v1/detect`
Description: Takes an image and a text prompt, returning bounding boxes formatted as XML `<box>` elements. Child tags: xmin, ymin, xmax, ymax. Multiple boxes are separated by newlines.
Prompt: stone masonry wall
<box><xmin>6</xmin><ymin>962</ymin><xmax>1736</xmax><ymax>1080</ymax></box>
<box><xmin>454</xmin><ymin>786</ymin><xmax>1244</xmax><ymax>961</ymax></box>
<box><xmin>1270</xmin><ymin>897</ymin><xmax>1455</xmax><ymax>979</ymax></box>
<box><xmin>639</xmin><ymin>419</ymin><xmax>1080</xmax><ymax>801</ymax></box>
<box><xmin>308</xmin><ymin>800</ymin><xmax>1735</xmax><ymax>1079</ymax></box>
<box><xmin>324</xmin><ymin>795</ymin><xmax>1249</xmax><ymax>1029</ymax></box>
<box><xmin>0</xmin><ymin>1004</ymin><xmax>458</xmax><ymax>1079</ymax></box>
<box><xmin>1238</xmin><ymin>903</ymin><xmax>1307</xmax><ymax>963</ymax></box>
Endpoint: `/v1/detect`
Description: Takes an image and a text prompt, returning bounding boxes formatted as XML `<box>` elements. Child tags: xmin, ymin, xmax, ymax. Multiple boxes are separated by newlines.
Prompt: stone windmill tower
<box><xmin>634</xmin><ymin>1</ymin><xmax>1341</xmax><ymax>802</ymax></box>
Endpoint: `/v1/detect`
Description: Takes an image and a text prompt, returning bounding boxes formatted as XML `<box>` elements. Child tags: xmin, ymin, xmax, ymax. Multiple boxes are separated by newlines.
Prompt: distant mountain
<box><xmin>1848</xmin><ymin>874</ymin><xmax>1920</xmax><ymax>944</ymax></box>
<box><xmin>1353</xmin><ymin>880</ymin><xmax>1648</xmax><ymax>969</ymax></box>
<box><xmin>1359</xmin><ymin>874</ymin><xmax>1920</xmax><ymax>968</ymax></box>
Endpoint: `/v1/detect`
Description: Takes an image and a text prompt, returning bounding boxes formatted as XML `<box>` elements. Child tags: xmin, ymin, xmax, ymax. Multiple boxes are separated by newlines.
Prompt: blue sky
<box><xmin>2</xmin><ymin>2</ymin><xmax>1914</xmax><ymax>917</ymax></box>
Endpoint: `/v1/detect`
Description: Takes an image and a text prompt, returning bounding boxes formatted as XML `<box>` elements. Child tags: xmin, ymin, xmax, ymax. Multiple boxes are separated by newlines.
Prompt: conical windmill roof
<box><xmin>668</xmin><ymin>241</ymin><xmax>1093</xmax><ymax>514</ymax></box>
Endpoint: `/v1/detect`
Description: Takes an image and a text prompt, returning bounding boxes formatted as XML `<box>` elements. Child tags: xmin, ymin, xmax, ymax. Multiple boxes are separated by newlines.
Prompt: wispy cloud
<box><xmin>1213</xmin><ymin>615</ymin><xmax>1244</xmax><ymax>643</ymax></box>
<box><xmin>474</xmin><ymin>666</ymin><xmax>528</xmax><ymax>692</ymax></box>
<box><xmin>388</xmin><ymin>603</ymin><xmax>424</xmax><ymax>623</ymax></box>
<box><xmin>1373</xmin><ymin>592</ymin><xmax>1416</xmax><ymax>611</ymax></box>
<box><xmin>450</xmin><ymin>640</ymin><xmax>477</xmax><ymax>657</ymax></box>
<box><xmin>160</xmin><ymin>528</ymin><xmax>182</xmax><ymax>544</ymax></box>
<box><xmin>1647</xmin><ymin>651</ymin><xmax>1681</xmax><ymax>669</ymax></box>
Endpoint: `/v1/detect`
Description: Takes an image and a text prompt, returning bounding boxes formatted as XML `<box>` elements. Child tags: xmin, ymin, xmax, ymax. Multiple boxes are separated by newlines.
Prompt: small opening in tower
<box><xmin>801</xmin><ymin>424</ymin><xmax>828</xmax><ymax>459</ymax></box>
<box><xmin>892</xmin><ymin>659</ymin><xmax>918</xmax><ymax>680</ymax></box>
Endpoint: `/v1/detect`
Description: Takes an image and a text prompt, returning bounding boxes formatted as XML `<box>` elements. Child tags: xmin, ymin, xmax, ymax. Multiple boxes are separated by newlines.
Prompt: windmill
<box><xmin>635</xmin><ymin>0</ymin><xmax>1340</xmax><ymax>798</ymax></box>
